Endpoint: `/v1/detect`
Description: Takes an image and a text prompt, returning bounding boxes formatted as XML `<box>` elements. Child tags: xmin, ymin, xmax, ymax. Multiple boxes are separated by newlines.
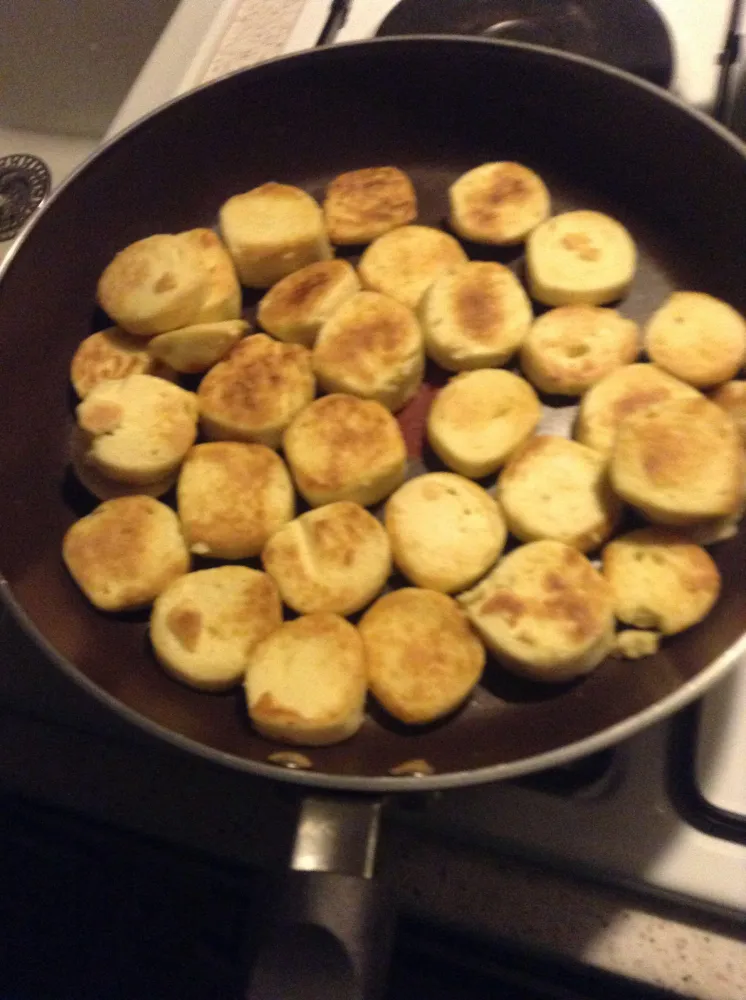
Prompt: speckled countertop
<box><xmin>172</xmin><ymin>3</ymin><xmax>746</xmax><ymax>996</ymax></box>
<box><xmin>385</xmin><ymin>824</ymin><xmax>746</xmax><ymax>999</ymax></box>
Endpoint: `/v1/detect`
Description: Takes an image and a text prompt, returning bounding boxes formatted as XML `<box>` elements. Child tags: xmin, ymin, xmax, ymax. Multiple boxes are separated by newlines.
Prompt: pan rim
<box><xmin>1</xmin><ymin>35</ymin><xmax>745</xmax><ymax>792</ymax></box>
<box><xmin>2</xmin><ymin>575</ymin><xmax>744</xmax><ymax>792</ymax></box>
<box><xmin>2</xmin><ymin>33</ymin><xmax>746</xmax><ymax>285</ymax></box>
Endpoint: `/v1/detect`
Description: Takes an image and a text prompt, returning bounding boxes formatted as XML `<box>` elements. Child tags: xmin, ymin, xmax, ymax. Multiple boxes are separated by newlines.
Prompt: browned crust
<box><xmin>198</xmin><ymin>334</ymin><xmax>312</xmax><ymax>431</ymax></box>
<box><xmin>285</xmin><ymin>395</ymin><xmax>404</xmax><ymax>493</ymax></box>
<box><xmin>478</xmin><ymin>546</ymin><xmax>610</xmax><ymax>645</ymax></box>
<box><xmin>324</xmin><ymin>167</ymin><xmax>417</xmax><ymax>243</ymax></box>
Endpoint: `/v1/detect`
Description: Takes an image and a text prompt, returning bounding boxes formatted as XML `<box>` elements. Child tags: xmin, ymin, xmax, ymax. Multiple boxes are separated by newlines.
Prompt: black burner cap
<box><xmin>376</xmin><ymin>0</ymin><xmax>674</xmax><ymax>88</ymax></box>
<box><xmin>0</xmin><ymin>153</ymin><xmax>51</xmax><ymax>243</ymax></box>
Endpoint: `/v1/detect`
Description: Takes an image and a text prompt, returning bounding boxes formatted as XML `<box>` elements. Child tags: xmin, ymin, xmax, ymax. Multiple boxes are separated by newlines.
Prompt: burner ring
<box><xmin>377</xmin><ymin>0</ymin><xmax>674</xmax><ymax>89</ymax></box>
<box><xmin>0</xmin><ymin>154</ymin><xmax>51</xmax><ymax>242</ymax></box>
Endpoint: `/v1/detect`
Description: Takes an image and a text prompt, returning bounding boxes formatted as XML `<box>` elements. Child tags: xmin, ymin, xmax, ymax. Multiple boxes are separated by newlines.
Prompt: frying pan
<box><xmin>1</xmin><ymin>36</ymin><xmax>746</xmax><ymax>999</ymax></box>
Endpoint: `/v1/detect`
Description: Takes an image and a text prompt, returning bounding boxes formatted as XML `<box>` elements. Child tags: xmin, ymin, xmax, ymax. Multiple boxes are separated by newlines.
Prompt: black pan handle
<box><xmin>245</xmin><ymin>795</ymin><xmax>393</xmax><ymax>1000</ymax></box>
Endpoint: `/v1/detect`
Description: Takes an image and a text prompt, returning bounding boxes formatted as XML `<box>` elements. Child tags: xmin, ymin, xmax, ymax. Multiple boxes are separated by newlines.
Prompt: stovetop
<box><xmin>0</xmin><ymin>0</ymin><xmax>744</xmax><ymax>933</ymax></box>
<box><xmin>285</xmin><ymin>0</ymin><xmax>743</xmax><ymax>111</ymax></box>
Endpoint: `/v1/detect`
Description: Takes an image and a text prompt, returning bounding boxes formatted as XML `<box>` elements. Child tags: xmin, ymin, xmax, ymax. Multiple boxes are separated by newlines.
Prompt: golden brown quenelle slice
<box><xmin>283</xmin><ymin>393</ymin><xmax>407</xmax><ymax>507</ymax></box>
<box><xmin>385</xmin><ymin>473</ymin><xmax>506</xmax><ymax>594</ymax></box>
<box><xmin>427</xmin><ymin>369</ymin><xmax>541</xmax><ymax>478</ymax></box>
<box><xmin>150</xmin><ymin>566</ymin><xmax>282</xmax><ymax>691</ymax></box>
<box><xmin>602</xmin><ymin>528</ymin><xmax>721</xmax><ymax>635</ymax></box>
<box><xmin>498</xmin><ymin>436</ymin><xmax>621</xmax><ymax>552</ymax></box>
<box><xmin>359</xmin><ymin>589</ymin><xmax>485</xmax><ymax>725</ymax></box>
<box><xmin>197</xmin><ymin>334</ymin><xmax>315</xmax><ymax>449</ymax></box>
<box><xmin>312</xmin><ymin>290</ymin><xmax>425</xmax><ymax>412</ymax></box>
<box><xmin>526</xmin><ymin>210</ymin><xmax>637</xmax><ymax>307</ymax></box>
<box><xmin>177</xmin><ymin>442</ymin><xmax>295</xmax><ymax>560</ymax></box>
<box><xmin>262</xmin><ymin>502</ymin><xmax>391</xmax><ymax>616</ymax></box>
<box><xmin>520</xmin><ymin>306</ymin><xmax>640</xmax><ymax>396</ymax></box>
<box><xmin>419</xmin><ymin>261</ymin><xmax>533</xmax><ymax>371</ymax></box>
<box><xmin>458</xmin><ymin>540</ymin><xmax>615</xmax><ymax>683</ymax></box>
<box><xmin>257</xmin><ymin>259</ymin><xmax>361</xmax><ymax>347</ymax></box>
<box><xmin>645</xmin><ymin>292</ymin><xmax>746</xmax><ymax>389</ymax></box>
<box><xmin>147</xmin><ymin>319</ymin><xmax>248</xmax><ymax>374</ymax></box>
<box><xmin>62</xmin><ymin>496</ymin><xmax>190</xmax><ymax>612</ymax></box>
<box><xmin>76</xmin><ymin>374</ymin><xmax>198</xmax><ymax>486</ymax></box>
<box><xmin>97</xmin><ymin>233</ymin><xmax>209</xmax><ymax>336</ymax></box>
<box><xmin>449</xmin><ymin>162</ymin><xmax>550</xmax><ymax>245</ymax></box>
<box><xmin>609</xmin><ymin>396</ymin><xmax>744</xmax><ymax>525</ymax></box>
<box><xmin>245</xmin><ymin>614</ymin><xmax>367</xmax><ymax>746</ymax></box>
<box><xmin>323</xmin><ymin>166</ymin><xmax>417</xmax><ymax>245</ymax></box>
<box><xmin>219</xmin><ymin>183</ymin><xmax>332</xmax><ymax>288</ymax></box>
<box><xmin>70</xmin><ymin>327</ymin><xmax>175</xmax><ymax>399</ymax></box>
<box><xmin>358</xmin><ymin>224</ymin><xmax>468</xmax><ymax>310</ymax></box>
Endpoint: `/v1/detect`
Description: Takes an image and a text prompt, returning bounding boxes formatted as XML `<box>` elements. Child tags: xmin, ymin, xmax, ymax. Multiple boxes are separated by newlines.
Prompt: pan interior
<box><xmin>1</xmin><ymin>39</ymin><xmax>745</xmax><ymax>786</ymax></box>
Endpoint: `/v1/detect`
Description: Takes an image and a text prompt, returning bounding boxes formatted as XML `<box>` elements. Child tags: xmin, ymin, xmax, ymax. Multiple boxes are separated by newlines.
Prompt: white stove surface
<box><xmin>426</xmin><ymin>663</ymin><xmax>746</xmax><ymax>919</ymax></box>
<box><xmin>696</xmin><ymin>659</ymin><xmax>746</xmax><ymax>817</ymax></box>
<box><xmin>284</xmin><ymin>0</ymin><xmax>741</xmax><ymax>110</ymax></box>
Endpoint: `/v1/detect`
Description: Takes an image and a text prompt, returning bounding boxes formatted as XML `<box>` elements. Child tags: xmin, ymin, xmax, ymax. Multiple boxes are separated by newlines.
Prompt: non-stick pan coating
<box><xmin>1</xmin><ymin>39</ymin><xmax>745</xmax><ymax>792</ymax></box>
